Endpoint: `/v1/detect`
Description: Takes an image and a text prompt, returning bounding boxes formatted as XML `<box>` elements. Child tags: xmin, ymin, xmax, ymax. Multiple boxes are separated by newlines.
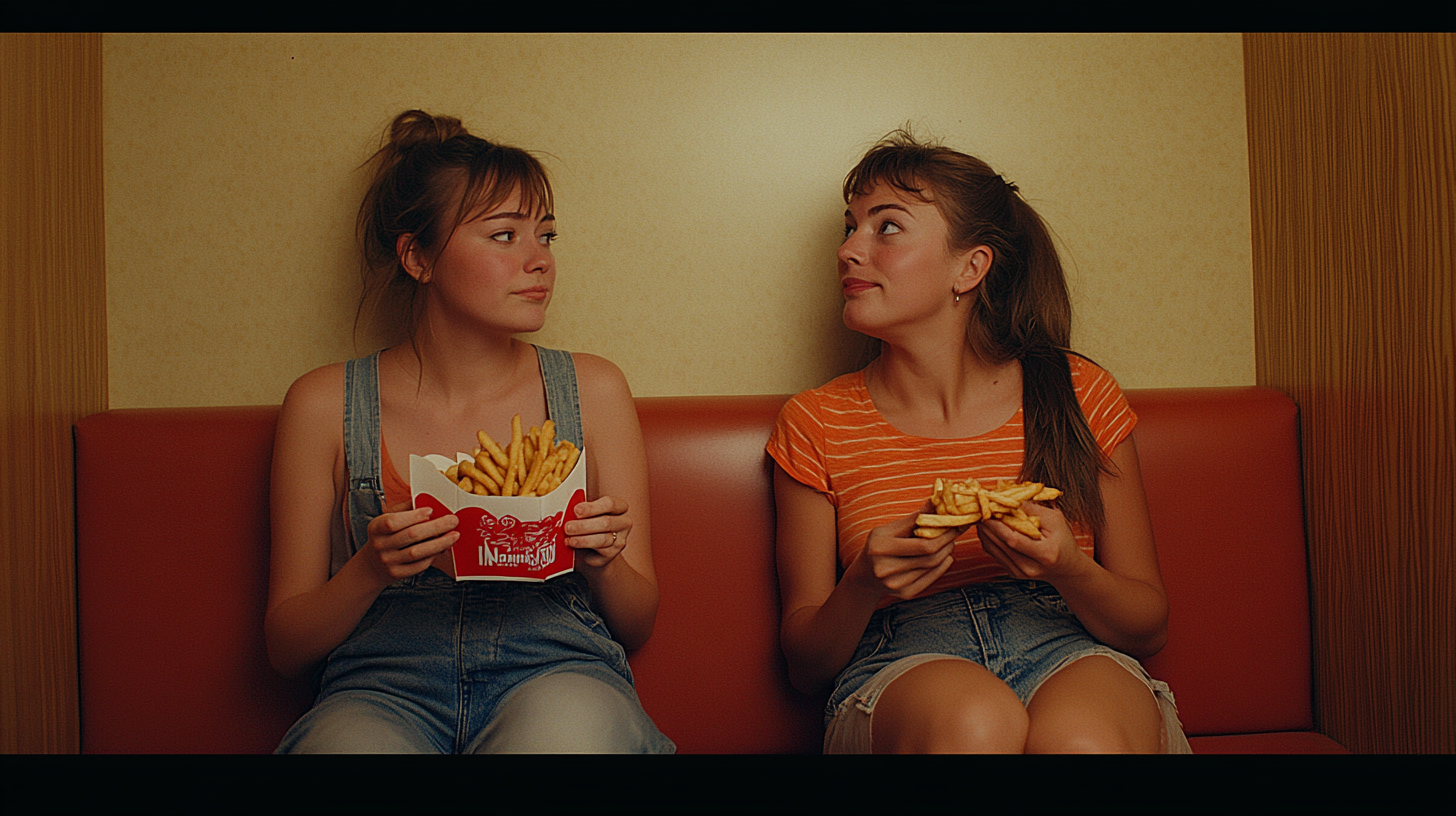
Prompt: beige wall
<box><xmin>104</xmin><ymin>33</ymin><xmax>1253</xmax><ymax>407</ymax></box>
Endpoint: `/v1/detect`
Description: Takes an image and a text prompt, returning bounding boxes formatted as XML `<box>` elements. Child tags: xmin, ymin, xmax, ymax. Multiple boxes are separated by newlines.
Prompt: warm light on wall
<box><xmin>102</xmin><ymin>33</ymin><xmax>1255</xmax><ymax>409</ymax></box>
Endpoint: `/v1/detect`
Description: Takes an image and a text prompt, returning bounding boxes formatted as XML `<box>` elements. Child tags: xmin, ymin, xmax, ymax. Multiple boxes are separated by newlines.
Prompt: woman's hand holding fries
<box><xmin>844</xmin><ymin>504</ymin><xmax>963</xmax><ymax>602</ymax></box>
<box><xmin>564</xmin><ymin>495</ymin><xmax>632</xmax><ymax>569</ymax></box>
<box><xmin>976</xmin><ymin>501</ymin><xmax>1087</xmax><ymax>583</ymax></box>
<box><xmin>911</xmin><ymin>476</ymin><xmax>1088</xmax><ymax>584</ymax></box>
<box><xmin>359</xmin><ymin>500</ymin><xmax>462</xmax><ymax>587</ymax></box>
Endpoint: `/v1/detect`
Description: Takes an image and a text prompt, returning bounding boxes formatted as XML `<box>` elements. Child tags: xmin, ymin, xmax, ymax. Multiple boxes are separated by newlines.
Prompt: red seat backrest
<box><xmin>74</xmin><ymin>387</ymin><xmax>1311</xmax><ymax>752</ymax></box>
<box><xmin>1131</xmin><ymin>387</ymin><xmax>1312</xmax><ymax>735</ymax></box>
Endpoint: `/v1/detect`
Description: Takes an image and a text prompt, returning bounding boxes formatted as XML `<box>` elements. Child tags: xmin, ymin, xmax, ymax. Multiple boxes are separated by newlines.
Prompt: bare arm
<box><xmin>978</xmin><ymin>433</ymin><xmax>1168</xmax><ymax>658</ymax></box>
<box><xmin>566</xmin><ymin>354</ymin><xmax>659</xmax><ymax>652</ymax></box>
<box><xmin>774</xmin><ymin>465</ymin><xmax>960</xmax><ymax>694</ymax></box>
<box><xmin>263</xmin><ymin>365</ymin><xmax>460</xmax><ymax>678</ymax></box>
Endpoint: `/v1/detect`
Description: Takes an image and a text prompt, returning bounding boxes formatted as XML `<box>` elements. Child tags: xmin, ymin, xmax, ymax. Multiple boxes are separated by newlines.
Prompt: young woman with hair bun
<box><xmin>266</xmin><ymin>110</ymin><xmax>673</xmax><ymax>753</ymax></box>
<box><xmin>768</xmin><ymin>130</ymin><xmax>1191</xmax><ymax>753</ymax></box>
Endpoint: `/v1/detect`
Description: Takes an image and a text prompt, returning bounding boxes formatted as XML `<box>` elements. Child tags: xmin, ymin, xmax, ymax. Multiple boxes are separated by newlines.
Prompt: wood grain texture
<box><xmin>1245</xmin><ymin>32</ymin><xmax>1454</xmax><ymax>753</ymax></box>
<box><xmin>1</xmin><ymin>33</ymin><xmax>106</xmax><ymax>754</ymax></box>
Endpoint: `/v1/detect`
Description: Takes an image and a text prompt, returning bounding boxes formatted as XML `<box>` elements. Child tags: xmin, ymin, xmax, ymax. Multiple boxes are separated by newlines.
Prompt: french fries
<box><xmin>913</xmin><ymin>478</ymin><xmax>1063</xmax><ymax>540</ymax></box>
<box><xmin>437</xmin><ymin>414</ymin><xmax>579</xmax><ymax>498</ymax></box>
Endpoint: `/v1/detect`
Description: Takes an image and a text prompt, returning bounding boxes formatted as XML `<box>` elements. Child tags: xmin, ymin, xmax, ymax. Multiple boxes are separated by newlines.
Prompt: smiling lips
<box><xmin>515</xmin><ymin>286</ymin><xmax>550</xmax><ymax>302</ymax></box>
<box><xmin>841</xmin><ymin>277</ymin><xmax>877</xmax><ymax>297</ymax></box>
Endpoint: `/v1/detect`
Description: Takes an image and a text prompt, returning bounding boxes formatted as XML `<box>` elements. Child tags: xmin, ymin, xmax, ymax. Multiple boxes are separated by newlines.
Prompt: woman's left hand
<box><xmin>976</xmin><ymin>502</ymin><xmax>1088</xmax><ymax>583</ymax></box>
<box><xmin>564</xmin><ymin>495</ymin><xmax>632</xmax><ymax>569</ymax></box>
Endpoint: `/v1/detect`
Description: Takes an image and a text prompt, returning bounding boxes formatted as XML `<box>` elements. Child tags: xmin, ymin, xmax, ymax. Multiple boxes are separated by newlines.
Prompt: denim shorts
<box><xmin>823</xmin><ymin>580</ymin><xmax>1190</xmax><ymax>753</ymax></box>
<box><xmin>276</xmin><ymin>569</ymin><xmax>674</xmax><ymax>753</ymax></box>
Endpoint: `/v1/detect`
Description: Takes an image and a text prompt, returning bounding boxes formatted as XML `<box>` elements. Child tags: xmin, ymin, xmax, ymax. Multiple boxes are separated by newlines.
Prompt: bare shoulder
<box><xmin>269</xmin><ymin>363</ymin><xmax>349</xmax><ymax>618</ymax></box>
<box><xmin>283</xmin><ymin>362</ymin><xmax>345</xmax><ymax>411</ymax></box>
<box><xmin>569</xmin><ymin>353</ymin><xmax>645</xmax><ymax>471</ymax></box>
<box><xmin>277</xmin><ymin>362</ymin><xmax>346</xmax><ymax>453</ymax></box>
<box><xmin>570</xmin><ymin>352</ymin><xmax>634</xmax><ymax>404</ymax></box>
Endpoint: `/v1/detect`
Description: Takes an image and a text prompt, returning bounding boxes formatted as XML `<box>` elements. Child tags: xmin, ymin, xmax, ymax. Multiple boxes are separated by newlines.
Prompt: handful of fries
<box><xmin>914</xmin><ymin>478</ymin><xmax>1063</xmax><ymax>540</ymax></box>
<box><xmin>439</xmin><ymin>414</ymin><xmax>581</xmax><ymax>498</ymax></box>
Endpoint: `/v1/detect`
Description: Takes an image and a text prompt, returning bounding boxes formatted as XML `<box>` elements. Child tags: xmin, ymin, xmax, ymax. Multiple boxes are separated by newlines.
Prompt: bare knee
<box><xmin>871</xmin><ymin>660</ymin><xmax>1029</xmax><ymax>754</ymax></box>
<box><xmin>916</xmin><ymin>694</ymin><xmax>1028</xmax><ymax>753</ymax></box>
<box><xmin>1024</xmin><ymin>656</ymin><xmax>1163</xmax><ymax>754</ymax></box>
<box><xmin>1026</xmin><ymin>713</ymin><xmax>1157</xmax><ymax>754</ymax></box>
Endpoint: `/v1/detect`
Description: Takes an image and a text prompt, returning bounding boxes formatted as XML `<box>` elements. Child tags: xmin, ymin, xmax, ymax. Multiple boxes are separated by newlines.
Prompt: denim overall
<box><xmin>277</xmin><ymin>347</ymin><xmax>674</xmax><ymax>753</ymax></box>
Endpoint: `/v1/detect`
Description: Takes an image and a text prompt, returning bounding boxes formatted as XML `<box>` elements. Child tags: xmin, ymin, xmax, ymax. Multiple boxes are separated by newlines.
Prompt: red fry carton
<box><xmin>409</xmin><ymin>451</ymin><xmax>586</xmax><ymax>582</ymax></box>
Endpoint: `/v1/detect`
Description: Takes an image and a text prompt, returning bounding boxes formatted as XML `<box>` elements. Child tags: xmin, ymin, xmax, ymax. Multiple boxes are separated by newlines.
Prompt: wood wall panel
<box><xmin>0</xmin><ymin>33</ymin><xmax>105</xmax><ymax>754</ymax></box>
<box><xmin>1245</xmin><ymin>32</ymin><xmax>1454</xmax><ymax>753</ymax></box>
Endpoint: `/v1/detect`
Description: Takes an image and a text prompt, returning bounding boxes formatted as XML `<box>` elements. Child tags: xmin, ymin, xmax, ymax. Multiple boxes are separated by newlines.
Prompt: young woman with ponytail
<box><xmin>767</xmin><ymin>131</ymin><xmax>1190</xmax><ymax>753</ymax></box>
<box><xmin>266</xmin><ymin>110</ymin><xmax>673</xmax><ymax>753</ymax></box>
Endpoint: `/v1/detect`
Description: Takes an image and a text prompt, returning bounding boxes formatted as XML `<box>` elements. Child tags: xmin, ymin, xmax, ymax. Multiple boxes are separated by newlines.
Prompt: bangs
<box><xmin>453</xmin><ymin>145</ymin><xmax>555</xmax><ymax>226</ymax></box>
<box><xmin>843</xmin><ymin>139</ymin><xmax>939</xmax><ymax>204</ymax></box>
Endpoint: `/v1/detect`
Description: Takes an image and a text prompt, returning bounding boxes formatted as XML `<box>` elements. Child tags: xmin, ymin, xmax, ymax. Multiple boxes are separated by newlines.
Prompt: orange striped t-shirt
<box><xmin>765</xmin><ymin>354</ymin><xmax>1135</xmax><ymax>602</ymax></box>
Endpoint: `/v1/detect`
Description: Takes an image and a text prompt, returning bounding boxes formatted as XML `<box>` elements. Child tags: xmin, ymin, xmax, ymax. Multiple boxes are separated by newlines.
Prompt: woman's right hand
<box><xmin>357</xmin><ymin>501</ymin><xmax>461</xmax><ymax>588</ymax></box>
<box><xmin>844</xmin><ymin>504</ymin><xmax>962</xmax><ymax>601</ymax></box>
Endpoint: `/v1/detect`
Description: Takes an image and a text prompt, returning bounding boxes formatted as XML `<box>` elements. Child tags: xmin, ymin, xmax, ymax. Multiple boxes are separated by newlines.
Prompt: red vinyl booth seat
<box><xmin>74</xmin><ymin>387</ymin><xmax>1346</xmax><ymax>753</ymax></box>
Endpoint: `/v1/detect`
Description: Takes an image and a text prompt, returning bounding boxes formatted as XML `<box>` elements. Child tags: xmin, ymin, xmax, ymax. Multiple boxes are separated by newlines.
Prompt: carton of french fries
<box><xmin>913</xmin><ymin>478</ymin><xmax>1062</xmax><ymax>540</ymax></box>
<box><xmin>409</xmin><ymin>415</ymin><xmax>585</xmax><ymax>582</ymax></box>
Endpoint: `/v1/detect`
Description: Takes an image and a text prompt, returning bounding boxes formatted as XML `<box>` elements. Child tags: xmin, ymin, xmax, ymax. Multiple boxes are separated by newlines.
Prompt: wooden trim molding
<box><xmin>1245</xmin><ymin>32</ymin><xmax>1454</xmax><ymax>753</ymax></box>
<box><xmin>1</xmin><ymin>32</ymin><xmax>106</xmax><ymax>754</ymax></box>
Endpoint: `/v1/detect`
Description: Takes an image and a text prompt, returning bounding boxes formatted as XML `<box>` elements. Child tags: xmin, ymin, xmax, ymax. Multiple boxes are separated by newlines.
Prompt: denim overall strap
<box><xmin>536</xmin><ymin>346</ymin><xmax>583</xmax><ymax>448</ymax></box>
<box><xmin>342</xmin><ymin>352</ymin><xmax>386</xmax><ymax>567</ymax></box>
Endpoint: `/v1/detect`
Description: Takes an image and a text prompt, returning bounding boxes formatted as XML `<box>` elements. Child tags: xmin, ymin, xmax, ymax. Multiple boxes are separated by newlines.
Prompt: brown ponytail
<box><xmin>844</xmin><ymin>130</ymin><xmax>1112</xmax><ymax>534</ymax></box>
<box><xmin>355</xmin><ymin>109</ymin><xmax>554</xmax><ymax>348</ymax></box>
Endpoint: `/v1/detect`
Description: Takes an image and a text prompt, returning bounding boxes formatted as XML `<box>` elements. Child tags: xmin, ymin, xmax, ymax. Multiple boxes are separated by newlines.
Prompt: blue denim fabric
<box><xmin>823</xmin><ymin>580</ymin><xmax>1190</xmax><ymax>753</ymax></box>
<box><xmin>340</xmin><ymin>351</ymin><xmax>385</xmax><ymax>576</ymax></box>
<box><xmin>534</xmin><ymin>346</ymin><xmax>583</xmax><ymax>450</ymax></box>
<box><xmin>277</xmin><ymin>570</ymin><xmax>673</xmax><ymax>753</ymax></box>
